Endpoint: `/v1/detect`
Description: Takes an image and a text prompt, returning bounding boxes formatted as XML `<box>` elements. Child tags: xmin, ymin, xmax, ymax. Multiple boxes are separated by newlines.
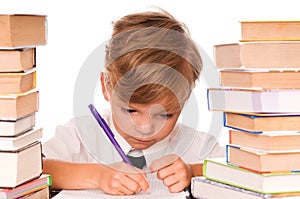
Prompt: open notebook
<box><xmin>52</xmin><ymin>173</ymin><xmax>189</xmax><ymax>199</ymax></box>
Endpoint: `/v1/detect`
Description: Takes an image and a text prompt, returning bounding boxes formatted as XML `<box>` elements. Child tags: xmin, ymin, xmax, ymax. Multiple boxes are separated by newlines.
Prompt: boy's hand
<box><xmin>98</xmin><ymin>162</ymin><xmax>149</xmax><ymax>195</ymax></box>
<box><xmin>149</xmin><ymin>154</ymin><xmax>192</xmax><ymax>193</ymax></box>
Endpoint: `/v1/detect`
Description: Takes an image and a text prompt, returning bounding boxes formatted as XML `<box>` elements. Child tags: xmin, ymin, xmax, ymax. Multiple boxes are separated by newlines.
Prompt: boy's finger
<box><xmin>117</xmin><ymin>184</ymin><xmax>136</xmax><ymax>195</ymax></box>
<box><xmin>127</xmin><ymin>172</ymin><xmax>150</xmax><ymax>193</ymax></box>
<box><xmin>120</xmin><ymin>176</ymin><xmax>142</xmax><ymax>194</ymax></box>
<box><xmin>109</xmin><ymin>161</ymin><xmax>150</xmax><ymax>193</ymax></box>
<box><xmin>149</xmin><ymin>154</ymin><xmax>179</xmax><ymax>172</ymax></box>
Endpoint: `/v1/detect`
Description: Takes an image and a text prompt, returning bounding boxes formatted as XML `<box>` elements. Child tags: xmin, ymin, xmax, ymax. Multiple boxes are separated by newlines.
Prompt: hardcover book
<box><xmin>224</xmin><ymin>112</ymin><xmax>300</xmax><ymax>133</ymax></box>
<box><xmin>0</xmin><ymin>174</ymin><xmax>51</xmax><ymax>199</ymax></box>
<box><xmin>0</xmin><ymin>48</ymin><xmax>35</xmax><ymax>72</ymax></box>
<box><xmin>0</xmin><ymin>141</ymin><xmax>42</xmax><ymax>187</ymax></box>
<box><xmin>191</xmin><ymin>176</ymin><xmax>300</xmax><ymax>199</ymax></box>
<box><xmin>219</xmin><ymin>69</ymin><xmax>300</xmax><ymax>89</ymax></box>
<box><xmin>240</xmin><ymin>20</ymin><xmax>300</xmax><ymax>41</ymax></box>
<box><xmin>0</xmin><ymin>128</ymin><xmax>42</xmax><ymax>151</ymax></box>
<box><xmin>207</xmin><ymin>88</ymin><xmax>300</xmax><ymax>113</ymax></box>
<box><xmin>0</xmin><ymin>69</ymin><xmax>36</xmax><ymax>94</ymax></box>
<box><xmin>0</xmin><ymin>90</ymin><xmax>38</xmax><ymax>120</ymax></box>
<box><xmin>0</xmin><ymin>15</ymin><xmax>46</xmax><ymax>47</ymax></box>
<box><xmin>203</xmin><ymin>158</ymin><xmax>300</xmax><ymax>194</ymax></box>
<box><xmin>229</xmin><ymin>130</ymin><xmax>300</xmax><ymax>151</ymax></box>
<box><xmin>227</xmin><ymin>145</ymin><xmax>300</xmax><ymax>173</ymax></box>
<box><xmin>0</xmin><ymin>114</ymin><xmax>35</xmax><ymax>137</ymax></box>
<box><xmin>214</xmin><ymin>42</ymin><xmax>300</xmax><ymax>69</ymax></box>
<box><xmin>19</xmin><ymin>187</ymin><xmax>49</xmax><ymax>199</ymax></box>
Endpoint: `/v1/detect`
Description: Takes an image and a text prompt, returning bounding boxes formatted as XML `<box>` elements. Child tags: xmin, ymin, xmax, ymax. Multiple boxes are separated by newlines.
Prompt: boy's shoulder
<box><xmin>176</xmin><ymin>122</ymin><xmax>212</xmax><ymax>138</ymax></box>
<box><xmin>67</xmin><ymin>108</ymin><xmax>111</xmax><ymax>129</ymax></box>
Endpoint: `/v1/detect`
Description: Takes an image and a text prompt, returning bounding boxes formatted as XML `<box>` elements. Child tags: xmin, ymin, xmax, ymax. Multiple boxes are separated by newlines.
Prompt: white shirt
<box><xmin>42</xmin><ymin>110</ymin><xmax>225</xmax><ymax>166</ymax></box>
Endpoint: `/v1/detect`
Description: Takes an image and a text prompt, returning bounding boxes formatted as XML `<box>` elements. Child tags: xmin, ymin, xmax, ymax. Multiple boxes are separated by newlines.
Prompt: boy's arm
<box><xmin>189</xmin><ymin>163</ymin><xmax>203</xmax><ymax>176</ymax></box>
<box><xmin>43</xmin><ymin>158</ymin><xmax>149</xmax><ymax>195</ymax></box>
<box><xmin>43</xmin><ymin>158</ymin><xmax>103</xmax><ymax>190</ymax></box>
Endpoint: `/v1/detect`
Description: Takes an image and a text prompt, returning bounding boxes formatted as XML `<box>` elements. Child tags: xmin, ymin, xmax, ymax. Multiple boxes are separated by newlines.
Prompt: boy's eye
<box><xmin>159</xmin><ymin>113</ymin><xmax>173</xmax><ymax>118</ymax></box>
<box><xmin>122</xmin><ymin>108</ymin><xmax>137</xmax><ymax>113</ymax></box>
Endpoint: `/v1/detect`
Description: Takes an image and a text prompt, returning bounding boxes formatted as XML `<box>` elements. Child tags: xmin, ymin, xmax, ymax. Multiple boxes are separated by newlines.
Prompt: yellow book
<box><xmin>0</xmin><ymin>69</ymin><xmax>36</xmax><ymax>94</ymax></box>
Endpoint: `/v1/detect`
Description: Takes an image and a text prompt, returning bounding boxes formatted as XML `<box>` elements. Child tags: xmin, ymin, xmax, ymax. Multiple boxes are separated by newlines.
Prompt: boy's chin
<box><xmin>129</xmin><ymin>141</ymin><xmax>155</xmax><ymax>150</ymax></box>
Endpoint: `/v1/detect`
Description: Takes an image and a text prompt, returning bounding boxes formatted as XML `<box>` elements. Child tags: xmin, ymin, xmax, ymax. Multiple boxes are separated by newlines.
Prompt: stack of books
<box><xmin>0</xmin><ymin>15</ymin><xmax>51</xmax><ymax>199</ymax></box>
<box><xmin>192</xmin><ymin>21</ymin><xmax>300</xmax><ymax>199</ymax></box>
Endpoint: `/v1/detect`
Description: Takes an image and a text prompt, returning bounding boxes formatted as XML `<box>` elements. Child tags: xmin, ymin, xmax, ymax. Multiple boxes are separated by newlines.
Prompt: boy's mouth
<box><xmin>135</xmin><ymin>138</ymin><xmax>153</xmax><ymax>143</ymax></box>
<box><xmin>130</xmin><ymin>137</ymin><xmax>156</xmax><ymax>146</ymax></box>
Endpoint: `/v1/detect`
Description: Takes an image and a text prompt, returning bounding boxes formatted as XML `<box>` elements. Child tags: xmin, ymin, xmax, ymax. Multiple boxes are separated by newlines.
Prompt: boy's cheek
<box><xmin>115</xmin><ymin>116</ymin><xmax>136</xmax><ymax>134</ymax></box>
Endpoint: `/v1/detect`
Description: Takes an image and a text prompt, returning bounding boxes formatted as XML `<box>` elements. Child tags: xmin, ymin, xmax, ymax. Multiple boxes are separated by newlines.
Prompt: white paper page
<box><xmin>53</xmin><ymin>173</ymin><xmax>189</xmax><ymax>199</ymax></box>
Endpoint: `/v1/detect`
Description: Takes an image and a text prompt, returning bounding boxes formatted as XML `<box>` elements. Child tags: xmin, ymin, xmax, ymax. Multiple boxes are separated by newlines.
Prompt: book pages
<box><xmin>53</xmin><ymin>173</ymin><xmax>189</xmax><ymax>199</ymax></box>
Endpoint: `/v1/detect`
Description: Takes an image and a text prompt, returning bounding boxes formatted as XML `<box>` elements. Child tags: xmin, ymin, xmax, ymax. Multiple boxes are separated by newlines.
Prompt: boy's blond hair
<box><xmin>104</xmin><ymin>9</ymin><xmax>202</xmax><ymax>111</ymax></box>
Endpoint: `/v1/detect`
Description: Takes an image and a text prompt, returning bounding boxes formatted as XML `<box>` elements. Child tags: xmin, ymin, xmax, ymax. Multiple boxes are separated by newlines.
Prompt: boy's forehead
<box><xmin>113</xmin><ymin>95</ymin><xmax>181</xmax><ymax>112</ymax></box>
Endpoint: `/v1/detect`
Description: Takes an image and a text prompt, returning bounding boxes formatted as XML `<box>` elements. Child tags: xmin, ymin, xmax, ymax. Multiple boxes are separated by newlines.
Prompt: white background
<box><xmin>0</xmin><ymin>0</ymin><xmax>299</xmax><ymax>144</ymax></box>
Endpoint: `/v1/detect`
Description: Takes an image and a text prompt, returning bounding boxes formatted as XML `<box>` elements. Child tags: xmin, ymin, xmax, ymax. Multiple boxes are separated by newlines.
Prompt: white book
<box><xmin>0</xmin><ymin>141</ymin><xmax>42</xmax><ymax>188</ymax></box>
<box><xmin>191</xmin><ymin>176</ymin><xmax>300</xmax><ymax>199</ymax></box>
<box><xmin>203</xmin><ymin>158</ymin><xmax>300</xmax><ymax>194</ymax></box>
<box><xmin>207</xmin><ymin>88</ymin><xmax>300</xmax><ymax>113</ymax></box>
<box><xmin>0</xmin><ymin>128</ymin><xmax>42</xmax><ymax>151</ymax></box>
<box><xmin>0</xmin><ymin>114</ymin><xmax>35</xmax><ymax>137</ymax></box>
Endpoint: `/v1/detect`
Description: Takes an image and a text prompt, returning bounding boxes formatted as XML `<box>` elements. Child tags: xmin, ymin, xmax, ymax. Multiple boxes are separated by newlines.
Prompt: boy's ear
<box><xmin>100</xmin><ymin>72</ymin><xmax>110</xmax><ymax>101</ymax></box>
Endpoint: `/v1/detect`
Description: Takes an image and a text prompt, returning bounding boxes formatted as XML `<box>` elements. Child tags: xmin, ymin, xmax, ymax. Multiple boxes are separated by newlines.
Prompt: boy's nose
<box><xmin>135</xmin><ymin>124</ymin><xmax>154</xmax><ymax>135</ymax></box>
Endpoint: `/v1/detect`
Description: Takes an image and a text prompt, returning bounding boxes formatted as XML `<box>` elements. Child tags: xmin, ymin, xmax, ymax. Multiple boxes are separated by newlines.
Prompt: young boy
<box><xmin>42</xmin><ymin>9</ymin><xmax>224</xmax><ymax>195</ymax></box>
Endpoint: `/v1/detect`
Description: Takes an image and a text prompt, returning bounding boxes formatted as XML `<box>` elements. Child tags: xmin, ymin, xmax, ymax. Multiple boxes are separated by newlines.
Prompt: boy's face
<box><xmin>110</xmin><ymin>96</ymin><xmax>181</xmax><ymax>150</ymax></box>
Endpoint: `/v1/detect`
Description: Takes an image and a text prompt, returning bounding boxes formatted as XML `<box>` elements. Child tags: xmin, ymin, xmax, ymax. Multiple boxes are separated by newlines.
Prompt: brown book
<box><xmin>229</xmin><ymin>130</ymin><xmax>300</xmax><ymax>151</ymax></box>
<box><xmin>0</xmin><ymin>69</ymin><xmax>36</xmax><ymax>94</ymax></box>
<box><xmin>0</xmin><ymin>90</ymin><xmax>38</xmax><ymax>120</ymax></box>
<box><xmin>0</xmin><ymin>15</ymin><xmax>46</xmax><ymax>47</ymax></box>
<box><xmin>0</xmin><ymin>141</ymin><xmax>42</xmax><ymax>187</ymax></box>
<box><xmin>240</xmin><ymin>20</ymin><xmax>300</xmax><ymax>41</ymax></box>
<box><xmin>224</xmin><ymin>112</ymin><xmax>300</xmax><ymax>132</ymax></box>
<box><xmin>0</xmin><ymin>48</ymin><xmax>35</xmax><ymax>72</ymax></box>
<box><xmin>227</xmin><ymin>145</ymin><xmax>300</xmax><ymax>173</ymax></box>
<box><xmin>214</xmin><ymin>42</ymin><xmax>300</xmax><ymax>68</ymax></box>
<box><xmin>219</xmin><ymin>69</ymin><xmax>300</xmax><ymax>89</ymax></box>
<box><xmin>20</xmin><ymin>186</ymin><xmax>49</xmax><ymax>199</ymax></box>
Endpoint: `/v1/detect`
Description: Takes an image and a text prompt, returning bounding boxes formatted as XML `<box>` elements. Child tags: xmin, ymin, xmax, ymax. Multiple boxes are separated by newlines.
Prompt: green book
<box><xmin>203</xmin><ymin>158</ymin><xmax>300</xmax><ymax>194</ymax></box>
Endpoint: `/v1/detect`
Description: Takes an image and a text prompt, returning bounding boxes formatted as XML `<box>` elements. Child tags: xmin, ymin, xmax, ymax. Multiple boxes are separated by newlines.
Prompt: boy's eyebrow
<box><xmin>123</xmin><ymin>106</ymin><xmax>181</xmax><ymax>115</ymax></box>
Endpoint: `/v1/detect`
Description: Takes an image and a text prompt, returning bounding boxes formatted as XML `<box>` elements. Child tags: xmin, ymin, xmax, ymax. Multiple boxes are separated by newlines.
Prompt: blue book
<box><xmin>224</xmin><ymin>112</ymin><xmax>300</xmax><ymax>133</ymax></box>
